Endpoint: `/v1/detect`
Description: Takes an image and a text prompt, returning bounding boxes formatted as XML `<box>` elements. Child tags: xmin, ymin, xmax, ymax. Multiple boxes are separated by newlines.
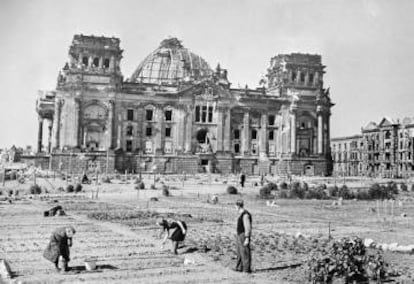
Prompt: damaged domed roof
<box><xmin>130</xmin><ymin>38</ymin><xmax>213</xmax><ymax>84</ymax></box>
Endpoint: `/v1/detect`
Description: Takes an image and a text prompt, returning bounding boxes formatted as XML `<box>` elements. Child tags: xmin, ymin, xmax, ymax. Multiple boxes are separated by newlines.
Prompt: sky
<box><xmin>0</xmin><ymin>0</ymin><xmax>413</xmax><ymax>148</ymax></box>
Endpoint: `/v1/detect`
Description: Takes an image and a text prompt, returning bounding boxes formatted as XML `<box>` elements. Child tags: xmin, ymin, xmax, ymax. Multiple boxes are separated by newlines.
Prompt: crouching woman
<box><xmin>157</xmin><ymin>218</ymin><xmax>187</xmax><ymax>254</ymax></box>
<box><xmin>43</xmin><ymin>226</ymin><xmax>76</xmax><ymax>272</ymax></box>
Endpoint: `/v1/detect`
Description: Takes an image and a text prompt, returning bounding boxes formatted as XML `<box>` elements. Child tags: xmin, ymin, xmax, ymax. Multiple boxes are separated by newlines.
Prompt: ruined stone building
<box><xmin>331</xmin><ymin>117</ymin><xmax>414</xmax><ymax>178</ymax></box>
<box><xmin>36</xmin><ymin>34</ymin><xmax>333</xmax><ymax>175</ymax></box>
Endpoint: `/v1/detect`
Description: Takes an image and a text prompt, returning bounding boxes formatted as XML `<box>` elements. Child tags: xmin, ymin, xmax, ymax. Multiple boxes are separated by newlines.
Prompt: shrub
<box><xmin>368</xmin><ymin>183</ymin><xmax>397</xmax><ymax>200</ymax></box>
<box><xmin>17</xmin><ymin>177</ymin><xmax>25</xmax><ymax>184</ymax></box>
<box><xmin>307</xmin><ymin>237</ymin><xmax>389</xmax><ymax>283</ymax></box>
<box><xmin>135</xmin><ymin>182</ymin><xmax>145</xmax><ymax>190</ymax></box>
<box><xmin>30</xmin><ymin>184</ymin><xmax>42</xmax><ymax>195</ymax></box>
<box><xmin>279</xmin><ymin>182</ymin><xmax>288</xmax><ymax>190</ymax></box>
<box><xmin>400</xmin><ymin>183</ymin><xmax>408</xmax><ymax>192</ymax></box>
<box><xmin>150</xmin><ymin>184</ymin><xmax>156</xmax><ymax>190</ymax></box>
<box><xmin>290</xmin><ymin>181</ymin><xmax>305</xmax><ymax>199</ymax></box>
<box><xmin>355</xmin><ymin>190</ymin><xmax>370</xmax><ymax>200</ymax></box>
<box><xmin>339</xmin><ymin>184</ymin><xmax>352</xmax><ymax>199</ymax></box>
<box><xmin>162</xmin><ymin>187</ymin><xmax>170</xmax><ymax>197</ymax></box>
<box><xmin>74</xmin><ymin>183</ymin><xmax>82</xmax><ymax>193</ymax></box>
<box><xmin>259</xmin><ymin>185</ymin><xmax>272</xmax><ymax>199</ymax></box>
<box><xmin>267</xmin><ymin>182</ymin><xmax>278</xmax><ymax>191</ymax></box>
<box><xmin>301</xmin><ymin>182</ymin><xmax>309</xmax><ymax>191</ymax></box>
<box><xmin>226</xmin><ymin>186</ymin><xmax>238</xmax><ymax>195</ymax></box>
<box><xmin>8</xmin><ymin>189</ymin><xmax>13</xmax><ymax>196</ymax></box>
<box><xmin>305</xmin><ymin>187</ymin><xmax>328</xmax><ymax>200</ymax></box>
<box><xmin>66</xmin><ymin>184</ymin><xmax>74</xmax><ymax>193</ymax></box>
<box><xmin>328</xmin><ymin>185</ymin><xmax>339</xmax><ymax>197</ymax></box>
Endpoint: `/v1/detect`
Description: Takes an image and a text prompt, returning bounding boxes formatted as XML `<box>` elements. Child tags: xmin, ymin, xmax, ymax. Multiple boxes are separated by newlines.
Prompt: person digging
<box><xmin>157</xmin><ymin>218</ymin><xmax>187</xmax><ymax>255</ymax></box>
<box><xmin>234</xmin><ymin>199</ymin><xmax>252</xmax><ymax>273</ymax></box>
<box><xmin>43</xmin><ymin>226</ymin><xmax>76</xmax><ymax>272</ymax></box>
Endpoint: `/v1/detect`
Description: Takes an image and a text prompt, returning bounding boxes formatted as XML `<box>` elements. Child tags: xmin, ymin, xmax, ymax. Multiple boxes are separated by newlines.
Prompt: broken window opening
<box><xmin>127</xmin><ymin>109</ymin><xmax>134</xmax><ymax>121</ymax></box>
<box><xmin>165</xmin><ymin>110</ymin><xmax>172</xmax><ymax>121</ymax></box>
<box><xmin>201</xmin><ymin>106</ymin><xmax>207</xmax><ymax>122</ymax></box>
<box><xmin>93</xmin><ymin>57</ymin><xmax>100</xmax><ymax>68</ymax></box>
<box><xmin>126</xmin><ymin>125</ymin><xmax>133</xmax><ymax>136</ymax></box>
<box><xmin>146</xmin><ymin>127</ymin><xmax>152</xmax><ymax>137</ymax></box>
<box><xmin>234</xmin><ymin>143</ymin><xmax>240</xmax><ymax>154</ymax></box>
<box><xmin>103</xmin><ymin>58</ymin><xmax>110</xmax><ymax>68</ymax></box>
<box><xmin>234</xmin><ymin>129</ymin><xmax>240</xmax><ymax>140</ymax></box>
<box><xmin>82</xmin><ymin>56</ymin><xmax>89</xmax><ymax>66</ymax></box>
<box><xmin>251</xmin><ymin>129</ymin><xmax>257</xmax><ymax>140</ymax></box>
<box><xmin>165</xmin><ymin>127</ymin><xmax>172</xmax><ymax>137</ymax></box>
<box><xmin>208</xmin><ymin>106</ymin><xmax>213</xmax><ymax>122</ymax></box>
<box><xmin>195</xmin><ymin>106</ymin><xmax>200</xmax><ymax>122</ymax></box>
<box><xmin>146</xmin><ymin>109</ymin><xmax>153</xmax><ymax>121</ymax></box>
<box><xmin>268</xmin><ymin>115</ymin><xmax>275</xmax><ymax>126</ymax></box>
<box><xmin>126</xmin><ymin>140</ymin><xmax>132</xmax><ymax>152</ymax></box>
<box><xmin>268</xmin><ymin>130</ymin><xmax>274</xmax><ymax>140</ymax></box>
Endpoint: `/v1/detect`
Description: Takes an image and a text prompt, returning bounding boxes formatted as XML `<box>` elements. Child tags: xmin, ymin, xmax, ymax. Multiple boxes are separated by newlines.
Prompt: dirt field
<box><xmin>1</xmin><ymin>174</ymin><xmax>414</xmax><ymax>283</ymax></box>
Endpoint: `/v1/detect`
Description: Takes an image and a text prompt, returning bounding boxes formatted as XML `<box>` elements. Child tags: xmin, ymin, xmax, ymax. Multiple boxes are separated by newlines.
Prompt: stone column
<box><xmin>317</xmin><ymin>106</ymin><xmax>323</xmax><ymax>154</ymax></box>
<box><xmin>184</xmin><ymin>106</ymin><xmax>193</xmax><ymax>153</ymax></box>
<box><xmin>154</xmin><ymin>107</ymin><xmax>163</xmax><ymax>154</ymax></box>
<box><xmin>216</xmin><ymin>109</ymin><xmax>224</xmax><ymax>152</ymax></box>
<box><xmin>106</xmin><ymin>100</ymin><xmax>114</xmax><ymax>149</ymax></box>
<box><xmin>47</xmin><ymin>119</ymin><xmax>53</xmax><ymax>153</ymax></box>
<box><xmin>52</xmin><ymin>98</ymin><xmax>61</xmax><ymax>150</ymax></box>
<box><xmin>37</xmin><ymin>115</ymin><xmax>43</xmax><ymax>153</ymax></box>
<box><xmin>259</xmin><ymin>113</ymin><xmax>268</xmax><ymax>157</ymax></box>
<box><xmin>74</xmin><ymin>99</ymin><xmax>80</xmax><ymax>147</ymax></box>
<box><xmin>290</xmin><ymin>110</ymin><xmax>297</xmax><ymax>154</ymax></box>
<box><xmin>223</xmin><ymin>108</ymin><xmax>231</xmax><ymax>152</ymax></box>
<box><xmin>242</xmin><ymin>111</ymin><xmax>250</xmax><ymax>156</ymax></box>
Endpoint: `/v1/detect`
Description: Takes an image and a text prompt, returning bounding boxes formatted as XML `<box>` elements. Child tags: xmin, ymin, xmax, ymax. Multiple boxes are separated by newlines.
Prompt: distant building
<box><xmin>36</xmin><ymin>34</ymin><xmax>334</xmax><ymax>175</ymax></box>
<box><xmin>331</xmin><ymin>117</ymin><xmax>414</xmax><ymax>178</ymax></box>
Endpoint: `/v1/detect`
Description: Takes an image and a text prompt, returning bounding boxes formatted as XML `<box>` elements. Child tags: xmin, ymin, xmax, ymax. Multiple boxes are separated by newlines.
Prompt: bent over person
<box><xmin>235</xmin><ymin>199</ymin><xmax>252</xmax><ymax>273</ymax></box>
<box><xmin>43</xmin><ymin>226</ymin><xmax>76</xmax><ymax>272</ymax></box>
<box><xmin>157</xmin><ymin>218</ymin><xmax>187</xmax><ymax>254</ymax></box>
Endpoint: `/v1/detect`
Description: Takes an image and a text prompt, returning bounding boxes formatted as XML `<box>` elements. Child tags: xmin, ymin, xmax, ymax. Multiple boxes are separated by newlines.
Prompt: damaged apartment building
<box><xmin>36</xmin><ymin>34</ymin><xmax>333</xmax><ymax>175</ymax></box>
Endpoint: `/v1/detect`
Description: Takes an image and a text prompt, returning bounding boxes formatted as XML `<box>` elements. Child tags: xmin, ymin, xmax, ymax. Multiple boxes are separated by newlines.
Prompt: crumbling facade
<box><xmin>331</xmin><ymin>117</ymin><xmax>414</xmax><ymax>178</ymax></box>
<box><xmin>36</xmin><ymin>35</ymin><xmax>333</xmax><ymax>175</ymax></box>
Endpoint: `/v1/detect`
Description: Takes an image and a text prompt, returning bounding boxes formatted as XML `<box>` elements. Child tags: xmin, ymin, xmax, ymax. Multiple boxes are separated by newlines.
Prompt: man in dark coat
<box><xmin>157</xmin><ymin>218</ymin><xmax>187</xmax><ymax>254</ymax></box>
<box><xmin>43</xmin><ymin>226</ymin><xmax>76</xmax><ymax>272</ymax></box>
<box><xmin>234</xmin><ymin>199</ymin><xmax>252</xmax><ymax>273</ymax></box>
<box><xmin>240</xmin><ymin>173</ymin><xmax>246</xmax><ymax>188</ymax></box>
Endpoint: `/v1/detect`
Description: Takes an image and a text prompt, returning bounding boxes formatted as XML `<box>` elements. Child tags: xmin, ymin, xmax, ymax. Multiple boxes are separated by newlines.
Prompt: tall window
<box><xmin>103</xmin><ymin>58</ymin><xmax>110</xmax><ymax>69</ymax></box>
<box><xmin>234</xmin><ymin>143</ymin><xmax>240</xmax><ymax>154</ymax></box>
<box><xmin>146</xmin><ymin>127</ymin><xmax>152</xmax><ymax>137</ymax></box>
<box><xmin>291</xmin><ymin>71</ymin><xmax>297</xmax><ymax>82</ymax></box>
<box><xmin>300</xmin><ymin>72</ymin><xmax>305</xmax><ymax>83</ymax></box>
<box><xmin>195</xmin><ymin>105</ymin><xmax>214</xmax><ymax>123</ymax></box>
<box><xmin>234</xmin><ymin>129</ymin><xmax>240</xmax><ymax>140</ymax></box>
<box><xmin>309</xmin><ymin>73</ymin><xmax>314</xmax><ymax>85</ymax></box>
<box><xmin>127</xmin><ymin>109</ymin><xmax>134</xmax><ymax>121</ymax></box>
<box><xmin>251</xmin><ymin>129</ymin><xmax>257</xmax><ymax>140</ymax></box>
<box><xmin>126</xmin><ymin>140</ymin><xmax>132</xmax><ymax>152</ymax></box>
<box><xmin>268</xmin><ymin>130</ymin><xmax>274</xmax><ymax>140</ymax></box>
<box><xmin>93</xmin><ymin>57</ymin><xmax>100</xmax><ymax>67</ymax></box>
<box><xmin>82</xmin><ymin>56</ymin><xmax>89</xmax><ymax>66</ymax></box>
<box><xmin>126</xmin><ymin>125</ymin><xmax>133</xmax><ymax>136</ymax></box>
<box><xmin>164</xmin><ymin>110</ymin><xmax>172</xmax><ymax>121</ymax></box>
<box><xmin>165</xmin><ymin>127</ymin><xmax>172</xmax><ymax>137</ymax></box>
<box><xmin>146</xmin><ymin>109</ymin><xmax>153</xmax><ymax>121</ymax></box>
<box><xmin>268</xmin><ymin>115</ymin><xmax>275</xmax><ymax>126</ymax></box>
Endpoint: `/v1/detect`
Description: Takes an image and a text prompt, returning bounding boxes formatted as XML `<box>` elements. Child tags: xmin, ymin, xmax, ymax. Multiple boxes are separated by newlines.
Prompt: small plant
<box><xmin>17</xmin><ymin>177</ymin><xmax>25</xmax><ymax>184</ymax></box>
<box><xmin>66</xmin><ymin>184</ymin><xmax>74</xmax><ymax>193</ymax></box>
<box><xmin>280</xmin><ymin>182</ymin><xmax>288</xmax><ymax>190</ymax></box>
<box><xmin>75</xmin><ymin>183</ymin><xmax>82</xmax><ymax>193</ymax></box>
<box><xmin>30</xmin><ymin>184</ymin><xmax>42</xmax><ymax>195</ymax></box>
<box><xmin>259</xmin><ymin>185</ymin><xmax>272</xmax><ymax>199</ymax></box>
<box><xmin>267</xmin><ymin>182</ymin><xmax>278</xmax><ymax>191</ymax></box>
<box><xmin>57</xmin><ymin>186</ymin><xmax>64</xmax><ymax>192</ymax></box>
<box><xmin>226</xmin><ymin>186</ymin><xmax>238</xmax><ymax>195</ymax></box>
<box><xmin>135</xmin><ymin>182</ymin><xmax>145</xmax><ymax>190</ymax></box>
<box><xmin>162</xmin><ymin>187</ymin><xmax>170</xmax><ymax>197</ymax></box>
<box><xmin>150</xmin><ymin>184</ymin><xmax>156</xmax><ymax>190</ymax></box>
<box><xmin>134</xmin><ymin>178</ymin><xmax>141</xmax><ymax>184</ymax></box>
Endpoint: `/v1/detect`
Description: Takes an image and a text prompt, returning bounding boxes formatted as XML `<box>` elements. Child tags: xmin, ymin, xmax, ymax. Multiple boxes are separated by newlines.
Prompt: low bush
<box><xmin>75</xmin><ymin>183</ymin><xmax>82</xmax><ymax>193</ymax></box>
<box><xmin>400</xmin><ymin>183</ymin><xmax>408</xmax><ymax>192</ymax></box>
<box><xmin>338</xmin><ymin>184</ymin><xmax>352</xmax><ymax>199</ymax></box>
<box><xmin>279</xmin><ymin>182</ymin><xmax>288</xmax><ymax>190</ymax></box>
<box><xmin>278</xmin><ymin>190</ymin><xmax>288</xmax><ymax>198</ymax></box>
<box><xmin>259</xmin><ymin>185</ymin><xmax>272</xmax><ymax>199</ymax></box>
<box><xmin>267</xmin><ymin>182</ymin><xmax>278</xmax><ymax>191</ymax></box>
<box><xmin>162</xmin><ymin>187</ymin><xmax>170</xmax><ymax>197</ymax></box>
<box><xmin>328</xmin><ymin>185</ymin><xmax>339</xmax><ymax>197</ymax></box>
<box><xmin>66</xmin><ymin>184</ymin><xmax>74</xmax><ymax>193</ymax></box>
<box><xmin>308</xmin><ymin>237</ymin><xmax>390</xmax><ymax>283</ymax></box>
<box><xmin>30</xmin><ymin>184</ymin><xmax>42</xmax><ymax>194</ymax></box>
<box><xmin>135</xmin><ymin>182</ymin><xmax>145</xmax><ymax>190</ymax></box>
<box><xmin>226</xmin><ymin>186</ymin><xmax>238</xmax><ymax>195</ymax></box>
<box><xmin>150</xmin><ymin>184</ymin><xmax>157</xmax><ymax>190</ymax></box>
<box><xmin>368</xmin><ymin>183</ymin><xmax>396</xmax><ymax>200</ymax></box>
<box><xmin>289</xmin><ymin>181</ymin><xmax>305</xmax><ymax>199</ymax></box>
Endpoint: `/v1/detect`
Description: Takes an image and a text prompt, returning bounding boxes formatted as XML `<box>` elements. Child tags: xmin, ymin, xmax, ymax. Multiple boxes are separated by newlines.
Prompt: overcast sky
<box><xmin>0</xmin><ymin>0</ymin><xmax>413</xmax><ymax>149</ymax></box>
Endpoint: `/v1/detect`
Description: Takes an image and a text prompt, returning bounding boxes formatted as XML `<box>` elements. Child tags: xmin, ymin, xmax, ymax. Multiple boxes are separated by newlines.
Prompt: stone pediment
<box><xmin>184</xmin><ymin>79</ymin><xmax>233</xmax><ymax>101</ymax></box>
<box><xmin>378</xmin><ymin>117</ymin><xmax>396</xmax><ymax>127</ymax></box>
<box><xmin>362</xmin><ymin>121</ymin><xmax>378</xmax><ymax>131</ymax></box>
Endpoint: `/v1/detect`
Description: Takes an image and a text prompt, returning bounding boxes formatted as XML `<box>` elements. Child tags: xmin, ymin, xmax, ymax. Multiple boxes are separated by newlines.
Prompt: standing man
<box><xmin>43</xmin><ymin>226</ymin><xmax>76</xmax><ymax>272</ymax></box>
<box><xmin>234</xmin><ymin>199</ymin><xmax>252</xmax><ymax>273</ymax></box>
<box><xmin>240</xmin><ymin>172</ymin><xmax>246</xmax><ymax>188</ymax></box>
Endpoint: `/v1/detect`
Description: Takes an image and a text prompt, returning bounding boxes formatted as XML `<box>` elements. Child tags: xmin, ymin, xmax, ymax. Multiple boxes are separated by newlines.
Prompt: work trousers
<box><xmin>235</xmin><ymin>233</ymin><xmax>251</xmax><ymax>273</ymax></box>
